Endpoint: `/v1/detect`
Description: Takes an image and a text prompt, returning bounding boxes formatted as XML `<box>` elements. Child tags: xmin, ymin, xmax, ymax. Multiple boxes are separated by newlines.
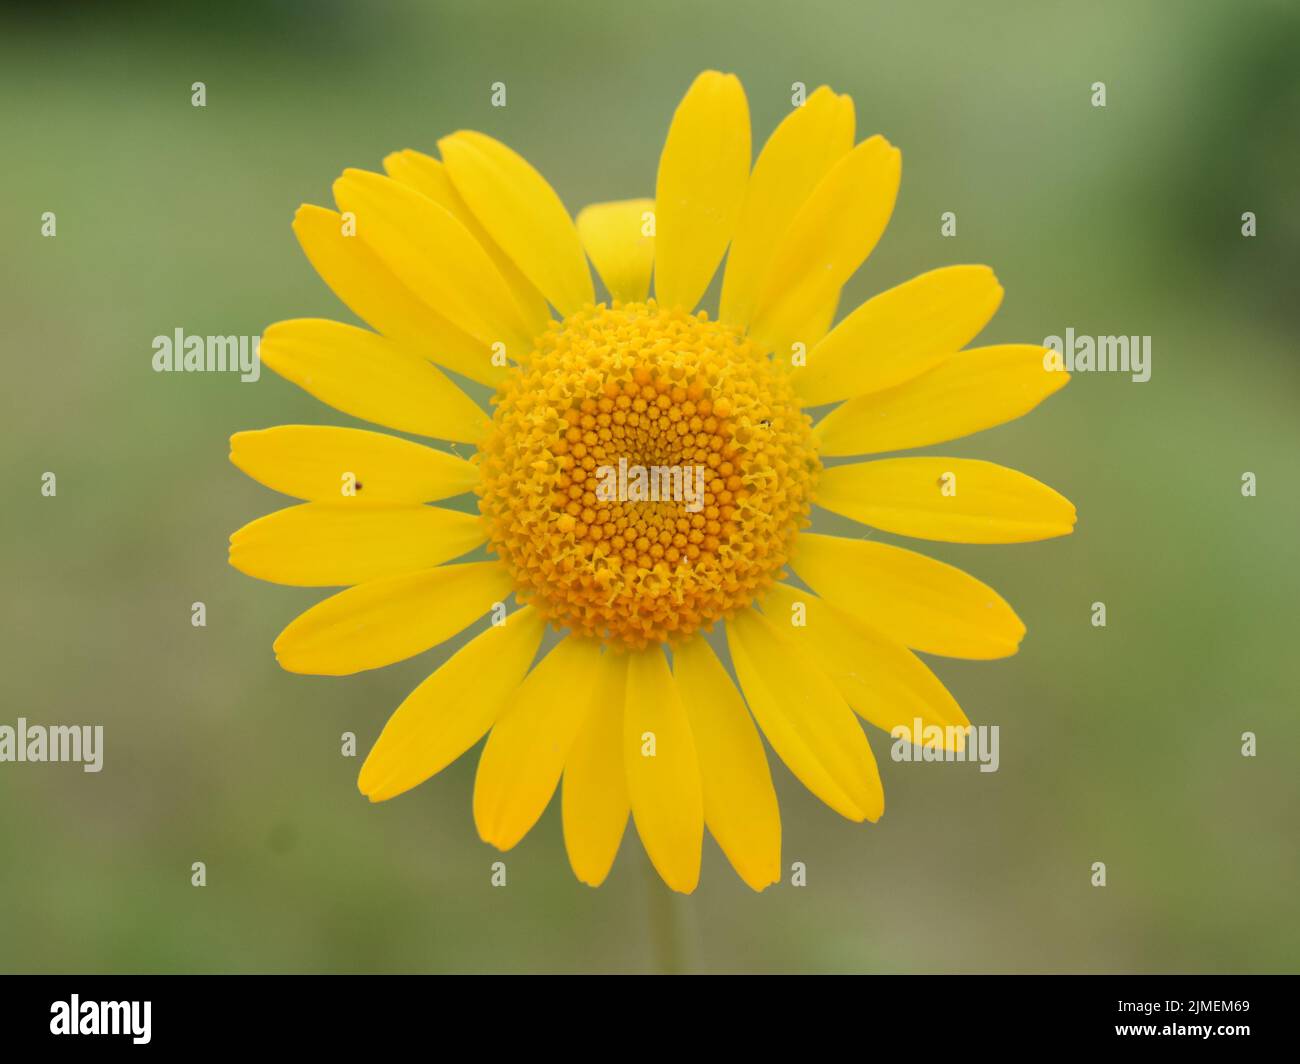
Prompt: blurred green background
<box><xmin>3</xmin><ymin>0</ymin><xmax>1298</xmax><ymax>973</ymax></box>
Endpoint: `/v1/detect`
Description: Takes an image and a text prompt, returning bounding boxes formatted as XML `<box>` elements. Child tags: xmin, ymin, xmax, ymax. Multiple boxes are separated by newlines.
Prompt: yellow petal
<box><xmin>438</xmin><ymin>131</ymin><xmax>594</xmax><ymax>316</ymax></box>
<box><xmin>229</xmin><ymin>425</ymin><xmax>478</xmax><ymax>503</ymax></box>
<box><xmin>259</xmin><ymin>319</ymin><xmax>490</xmax><ymax>444</ymax></box>
<box><xmin>624</xmin><ymin>649</ymin><xmax>703</xmax><ymax>894</ymax></box>
<box><xmin>358</xmin><ymin>606</ymin><xmax>547</xmax><ymax>802</ymax></box>
<box><xmin>332</xmin><ymin>168</ymin><xmax>536</xmax><ymax>359</ymax></box>
<box><xmin>576</xmin><ymin>199</ymin><xmax>656</xmax><ymax>304</ymax></box>
<box><xmin>720</xmin><ymin>85</ymin><xmax>854</xmax><ymax>332</ymax></box>
<box><xmin>474</xmin><ymin>636</ymin><xmax>607</xmax><ymax>851</ymax></box>
<box><xmin>790</xmin><ymin>265</ymin><xmax>1004</xmax><ymax>406</ymax></box>
<box><xmin>291</xmin><ymin>204</ymin><xmax>502</xmax><ymax>388</ymax></box>
<box><xmin>653</xmin><ymin>71</ymin><xmax>751</xmax><ymax>312</ymax></box>
<box><xmin>815</xmin><ymin>344</ymin><xmax>1071</xmax><ymax>457</ymax></box>
<box><xmin>673</xmin><ymin>638</ymin><xmax>780</xmax><ymax>891</ymax></box>
<box><xmin>761</xmin><ymin>583</ymin><xmax>969</xmax><ymax>747</ymax></box>
<box><xmin>562</xmin><ymin>654</ymin><xmax>631</xmax><ymax>887</ymax></box>
<box><xmin>817</xmin><ymin>457</ymin><xmax>1077</xmax><ymax>543</ymax></box>
<box><xmin>229</xmin><ymin>502</ymin><xmax>484</xmax><ymax>587</ymax></box>
<box><xmin>273</xmin><ymin>560</ymin><xmax>513</xmax><ymax>676</ymax></box>
<box><xmin>791</xmin><ymin>533</ymin><xmax>1024</xmax><ymax>659</ymax></box>
<box><xmin>382</xmin><ymin>149</ymin><xmax>551</xmax><ymax>337</ymax></box>
<box><xmin>747</xmin><ymin>136</ymin><xmax>901</xmax><ymax>355</ymax></box>
<box><xmin>726</xmin><ymin>609</ymin><xmax>883</xmax><ymax>821</ymax></box>
<box><xmin>761</xmin><ymin>289</ymin><xmax>841</xmax><ymax>365</ymax></box>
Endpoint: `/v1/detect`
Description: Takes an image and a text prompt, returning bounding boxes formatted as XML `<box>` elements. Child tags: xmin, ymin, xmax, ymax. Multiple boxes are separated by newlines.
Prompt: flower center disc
<box><xmin>477</xmin><ymin>301</ymin><xmax>819</xmax><ymax>650</ymax></box>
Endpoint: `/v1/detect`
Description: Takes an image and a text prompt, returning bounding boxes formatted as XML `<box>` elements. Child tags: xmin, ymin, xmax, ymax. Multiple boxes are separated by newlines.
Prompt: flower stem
<box><xmin>644</xmin><ymin>850</ymin><xmax>686</xmax><ymax>974</ymax></box>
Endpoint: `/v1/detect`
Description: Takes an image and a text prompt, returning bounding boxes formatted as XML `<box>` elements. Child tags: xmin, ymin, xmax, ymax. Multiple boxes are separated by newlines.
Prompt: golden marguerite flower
<box><xmin>230</xmin><ymin>71</ymin><xmax>1075</xmax><ymax>893</ymax></box>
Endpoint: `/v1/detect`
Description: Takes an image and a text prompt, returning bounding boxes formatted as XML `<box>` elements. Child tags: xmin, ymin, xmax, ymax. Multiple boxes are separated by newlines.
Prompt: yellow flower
<box><xmin>230</xmin><ymin>71</ymin><xmax>1075</xmax><ymax>894</ymax></box>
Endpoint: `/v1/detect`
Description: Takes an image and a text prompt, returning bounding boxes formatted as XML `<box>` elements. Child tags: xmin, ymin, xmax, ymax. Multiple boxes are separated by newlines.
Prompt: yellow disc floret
<box><xmin>477</xmin><ymin>301</ymin><xmax>819</xmax><ymax>650</ymax></box>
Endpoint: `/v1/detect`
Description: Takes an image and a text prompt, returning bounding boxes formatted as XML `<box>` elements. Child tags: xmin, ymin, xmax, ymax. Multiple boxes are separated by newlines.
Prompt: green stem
<box><xmin>644</xmin><ymin>850</ymin><xmax>685</xmax><ymax>974</ymax></box>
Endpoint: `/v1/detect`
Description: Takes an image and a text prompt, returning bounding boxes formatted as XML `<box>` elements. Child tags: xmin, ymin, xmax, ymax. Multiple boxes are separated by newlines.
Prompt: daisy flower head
<box><xmin>230</xmin><ymin>72</ymin><xmax>1075</xmax><ymax>894</ymax></box>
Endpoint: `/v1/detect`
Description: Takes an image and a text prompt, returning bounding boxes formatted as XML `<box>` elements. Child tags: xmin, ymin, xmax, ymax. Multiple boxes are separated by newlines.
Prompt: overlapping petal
<box><xmin>791</xmin><ymin>533</ymin><xmax>1025</xmax><ymax>659</ymax></box>
<box><xmin>720</xmin><ymin>85</ymin><xmax>854</xmax><ymax>332</ymax></box>
<box><xmin>439</xmin><ymin>131</ymin><xmax>594</xmax><ymax>316</ymax></box>
<box><xmin>273</xmin><ymin>561</ymin><xmax>513</xmax><ymax>675</ymax></box>
<box><xmin>726</xmin><ymin>608</ymin><xmax>883</xmax><ymax>821</ymax></box>
<box><xmin>761</xmin><ymin>583</ymin><xmax>969</xmax><ymax>746</ymax></box>
<box><xmin>624</xmin><ymin>648</ymin><xmax>704</xmax><ymax>894</ymax></box>
<box><xmin>332</xmin><ymin>168</ymin><xmax>536</xmax><ymax>358</ymax></box>
<box><xmin>747</xmin><ymin>135</ymin><xmax>901</xmax><ymax>356</ymax></box>
<box><xmin>474</xmin><ymin>636</ymin><xmax>609</xmax><ymax>851</ymax></box>
<box><xmin>382</xmin><ymin>148</ymin><xmax>551</xmax><ymax>335</ymax></box>
<box><xmin>790</xmin><ymin>266</ymin><xmax>1003</xmax><ymax>407</ymax></box>
<box><xmin>291</xmin><ymin>204</ymin><xmax>501</xmax><ymax>386</ymax></box>
<box><xmin>673</xmin><ymin>637</ymin><xmax>780</xmax><ymax>890</ymax></box>
<box><xmin>359</xmin><ymin>607</ymin><xmax>547</xmax><ymax>802</ymax></box>
<box><xmin>576</xmin><ymin>198</ymin><xmax>656</xmax><ymax>304</ymax></box>
<box><xmin>815</xmin><ymin>344</ymin><xmax>1070</xmax><ymax>456</ymax></box>
<box><xmin>259</xmin><ymin>319</ymin><xmax>490</xmax><ymax>444</ymax></box>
